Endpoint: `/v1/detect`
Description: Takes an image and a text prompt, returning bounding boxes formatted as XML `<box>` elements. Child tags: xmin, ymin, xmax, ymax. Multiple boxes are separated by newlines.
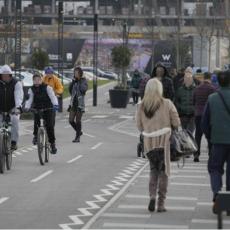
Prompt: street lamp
<box><xmin>93</xmin><ymin>0</ymin><xmax>98</xmax><ymax>106</ymax></box>
<box><xmin>58</xmin><ymin>1</ymin><xmax>64</xmax><ymax>112</ymax></box>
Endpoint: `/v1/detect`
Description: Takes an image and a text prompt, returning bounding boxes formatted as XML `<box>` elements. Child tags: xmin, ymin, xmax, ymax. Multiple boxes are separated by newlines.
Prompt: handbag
<box><xmin>171</xmin><ymin>128</ymin><xmax>198</xmax><ymax>157</ymax></box>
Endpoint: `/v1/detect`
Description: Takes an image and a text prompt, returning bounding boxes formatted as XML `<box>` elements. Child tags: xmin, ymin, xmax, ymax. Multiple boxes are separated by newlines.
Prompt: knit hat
<box><xmin>44</xmin><ymin>66</ymin><xmax>54</xmax><ymax>74</ymax></box>
<box><xmin>0</xmin><ymin>65</ymin><xmax>13</xmax><ymax>75</ymax></box>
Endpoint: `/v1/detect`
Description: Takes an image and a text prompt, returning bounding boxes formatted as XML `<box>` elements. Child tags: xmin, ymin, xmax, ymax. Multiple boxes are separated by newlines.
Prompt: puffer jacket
<box><xmin>175</xmin><ymin>84</ymin><xmax>196</xmax><ymax>116</ymax></box>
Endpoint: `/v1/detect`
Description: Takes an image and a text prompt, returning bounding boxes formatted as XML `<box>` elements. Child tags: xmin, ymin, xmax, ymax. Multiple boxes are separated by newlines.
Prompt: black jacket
<box><xmin>151</xmin><ymin>65</ymin><xmax>175</xmax><ymax>101</ymax></box>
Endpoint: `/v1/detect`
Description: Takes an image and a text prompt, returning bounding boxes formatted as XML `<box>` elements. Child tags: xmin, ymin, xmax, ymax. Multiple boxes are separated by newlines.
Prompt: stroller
<box><xmin>137</xmin><ymin>133</ymin><xmax>145</xmax><ymax>158</ymax></box>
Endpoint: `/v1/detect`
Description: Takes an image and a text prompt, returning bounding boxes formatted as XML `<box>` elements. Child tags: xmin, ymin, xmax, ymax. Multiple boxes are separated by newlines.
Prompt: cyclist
<box><xmin>32</xmin><ymin>66</ymin><xmax>63</xmax><ymax>145</ymax></box>
<box><xmin>25</xmin><ymin>74</ymin><xmax>59</xmax><ymax>154</ymax></box>
<box><xmin>0</xmin><ymin>65</ymin><xmax>24</xmax><ymax>150</ymax></box>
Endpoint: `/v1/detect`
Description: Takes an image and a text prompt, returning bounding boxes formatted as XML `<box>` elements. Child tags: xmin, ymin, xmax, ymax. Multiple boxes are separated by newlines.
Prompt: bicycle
<box><xmin>0</xmin><ymin>111</ymin><xmax>15</xmax><ymax>173</ymax></box>
<box><xmin>31</xmin><ymin>108</ymin><xmax>53</xmax><ymax>166</ymax></box>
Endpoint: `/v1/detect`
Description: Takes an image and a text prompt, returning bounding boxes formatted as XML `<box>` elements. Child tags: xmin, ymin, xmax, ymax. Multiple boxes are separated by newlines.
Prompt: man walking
<box><xmin>202</xmin><ymin>71</ymin><xmax>230</xmax><ymax>214</ymax></box>
<box><xmin>193</xmin><ymin>72</ymin><xmax>216</xmax><ymax>162</ymax></box>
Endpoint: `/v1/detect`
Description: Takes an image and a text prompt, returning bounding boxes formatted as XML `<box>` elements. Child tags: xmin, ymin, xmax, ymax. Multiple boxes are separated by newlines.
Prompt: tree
<box><xmin>32</xmin><ymin>48</ymin><xmax>49</xmax><ymax>70</ymax></box>
<box><xmin>111</xmin><ymin>45</ymin><xmax>132</xmax><ymax>88</ymax></box>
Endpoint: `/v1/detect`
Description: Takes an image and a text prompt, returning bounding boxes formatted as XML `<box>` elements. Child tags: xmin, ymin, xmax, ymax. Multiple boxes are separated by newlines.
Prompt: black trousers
<box><xmin>33</xmin><ymin>110</ymin><xmax>56</xmax><ymax>144</ymax></box>
<box><xmin>195</xmin><ymin>116</ymin><xmax>211</xmax><ymax>157</ymax></box>
<box><xmin>132</xmin><ymin>92</ymin><xmax>139</xmax><ymax>104</ymax></box>
<box><xmin>69</xmin><ymin>109</ymin><xmax>83</xmax><ymax>137</ymax></box>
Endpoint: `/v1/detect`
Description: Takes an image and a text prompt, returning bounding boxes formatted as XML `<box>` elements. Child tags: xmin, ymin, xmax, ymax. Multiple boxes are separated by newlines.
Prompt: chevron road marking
<box><xmin>91</xmin><ymin>142</ymin><xmax>103</xmax><ymax>150</ymax></box>
<box><xmin>59</xmin><ymin>159</ymin><xmax>147</xmax><ymax>229</ymax></box>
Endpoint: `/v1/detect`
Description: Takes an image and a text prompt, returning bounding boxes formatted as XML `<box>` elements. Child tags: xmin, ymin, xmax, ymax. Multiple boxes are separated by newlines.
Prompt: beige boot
<box><xmin>157</xmin><ymin>172</ymin><xmax>168</xmax><ymax>212</ymax></box>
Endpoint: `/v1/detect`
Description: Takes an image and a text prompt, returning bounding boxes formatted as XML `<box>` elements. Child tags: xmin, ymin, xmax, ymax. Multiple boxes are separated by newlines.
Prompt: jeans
<box><xmin>208</xmin><ymin>144</ymin><xmax>230</xmax><ymax>201</ymax></box>
<box><xmin>195</xmin><ymin>116</ymin><xmax>212</xmax><ymax>157</ymax></box>
<box><xmin>0</xmin><ymin>114</ymin><xmax>19</xmax><ymax>142</ymax></box>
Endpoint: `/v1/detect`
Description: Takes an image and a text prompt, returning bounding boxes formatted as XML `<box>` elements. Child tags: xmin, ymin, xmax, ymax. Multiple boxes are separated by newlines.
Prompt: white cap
<box><xmin>0</xmin><ymin>65</ymin><xmax>13</xmax><ymax>75</ymax></box>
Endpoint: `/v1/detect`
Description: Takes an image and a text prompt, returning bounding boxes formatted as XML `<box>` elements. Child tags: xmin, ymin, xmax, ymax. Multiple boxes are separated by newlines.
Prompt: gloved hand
<box><xmin>53</xmin><ymin>105</ymin><xmax>59</xmax><ymax>112</ymax></box>
<box><xmin>67</xmin><ymin>105</ymin><xmax>71</xmax><ymax>112</ymax></box>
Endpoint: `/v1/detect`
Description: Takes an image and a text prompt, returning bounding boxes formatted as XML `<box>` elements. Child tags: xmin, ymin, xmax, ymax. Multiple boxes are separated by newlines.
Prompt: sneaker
<box><xmin>32</xmin><ymin>136</ymin><xmax>37</xmax><ymax>145</ymax></box>
<box><xmin>157</xmin><ymin>207</ymin><xmax>167</xmax><ymax>212</ymax></box>
<box><xmin>194</xmin><ymin>157</ymin><xmax>200</xmax><ymax>162</ymax></box>
<box><xmin>50</xmin><ymin>143</ymin><xmax>57</xmax><ymax>154</ymax></box>
<box><xmin>11</xmin><ymin>141</ymin><xmax>17</xmax><ymax>151</ymax></box>
<box><xmin>72</xmin><ymin>135</ymin><xmax>80</xmax><ymax>143</ymax></box>
<box><xmin>148</xmin><ymin>199</ymin><xmax>156</xmax><ymax>212</ymax></box>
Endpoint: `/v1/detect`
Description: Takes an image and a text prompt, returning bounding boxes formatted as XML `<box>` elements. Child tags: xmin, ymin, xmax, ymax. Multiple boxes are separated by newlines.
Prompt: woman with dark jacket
<box><xmin>151</xmin><ymin>64</ymin><xmax>174</xmax><ymax>101</ymax></box>
<box><xmin>68</xmin><ymin>67</ymin><xmax>88</xmax><ymax>143</ymax></box>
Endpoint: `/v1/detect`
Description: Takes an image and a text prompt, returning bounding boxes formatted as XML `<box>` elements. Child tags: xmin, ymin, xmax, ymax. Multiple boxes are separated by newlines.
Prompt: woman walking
<box><xmin>136</xmin><ymin>78</ymin><xmax>180</xmax><ymax>212</ymax></box>
<box><xmin>68</xmin><ymin>67</ymin><xmax>88</xmax><ymax>143</ymax></box>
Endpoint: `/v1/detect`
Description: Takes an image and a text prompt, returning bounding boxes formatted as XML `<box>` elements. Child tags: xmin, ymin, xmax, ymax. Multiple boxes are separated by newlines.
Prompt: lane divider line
<box><xmin>0</xmin><ymin>197</ymin><xmax>9</xmax><ymax>205</ymax></box>
<box><xmin>67</xmin><ymin>155</ymin><xmax>83</xmax><ymax>164</ymax></box>
<box><xmin>83</xmin><ymin>133</ymin><xmax>95</xmax><ymax>138</ymax></box>
<box><xmin>30</xmin><ymin>170</ymin><xmax>53</xmax><ymax>183</ymax></box>
<box><xmin>91</xmin><ymin>142</ymin><xmax>103</xmax><ymax>150</ymax></box>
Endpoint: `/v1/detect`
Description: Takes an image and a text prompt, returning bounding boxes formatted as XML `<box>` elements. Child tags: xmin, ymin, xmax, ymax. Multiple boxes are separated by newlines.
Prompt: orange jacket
<box><xmin>43</xmin><ymin>74</ymin><xmax>64</xmax><ymax>95</ymax></box>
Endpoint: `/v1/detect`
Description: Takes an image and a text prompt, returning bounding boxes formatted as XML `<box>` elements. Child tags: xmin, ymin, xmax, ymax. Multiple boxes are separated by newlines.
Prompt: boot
<box><xmin>50</xmin><ymin>143</ymin><xmax>57</xmax><ymax>154</ymax></box>
<box><xmin>157</xmin><ymin>172</ymin><xmax>168</xmax><ymax>212</ymax></box>
<box><xmin>148</xmin><ymin>170</ymin><xmax>158</xmax><ymax>212</ymax></box>
<box><xmin>72</xmin><ymin>133</ymin><xmax>80</xmax><ymax>143</ymax></box>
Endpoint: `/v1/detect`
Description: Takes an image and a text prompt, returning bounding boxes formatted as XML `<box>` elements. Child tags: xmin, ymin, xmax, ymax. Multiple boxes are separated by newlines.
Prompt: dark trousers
<box><xmin>33</xmin><ymin>110</ymin><xmax>56</xmax><ymax>144</ymax></box>
<box><xmin>132</xmin><ymin>92</ymin><xmax>139</xmax><ymax>104</ymax></box>
<box><xmin>180</xmin><ymin>115</ymin><xmax>195</xmax><ymax>134</ymax></box>
<box><xmin>195</xmin><ymin>116</ymin><xmax>212</xmax><ymax>157</ymax></box>
<box><xmin>208</xmin><ymin>144</ymin><xmax>230</xmax><ymax>201</ymax></box>
<box><xmin>69</xmin><ymin>109</ymin><xmax>82</xmax><ymax>137</ymax></box>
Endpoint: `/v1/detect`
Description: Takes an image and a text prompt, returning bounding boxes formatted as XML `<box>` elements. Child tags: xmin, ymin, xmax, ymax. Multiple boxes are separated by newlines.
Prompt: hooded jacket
<box><xmin>151</xmin><ymin>65</ymin><xmax>174</xmax><ymax>101</ymax></box>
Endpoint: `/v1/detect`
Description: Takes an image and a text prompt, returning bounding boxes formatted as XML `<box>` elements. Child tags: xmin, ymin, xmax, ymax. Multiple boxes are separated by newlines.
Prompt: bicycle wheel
<box><xmin>45</xmin><ymin>132</ymin><xmax>49</xmax><ymax>163</ymax></box>
<box><xmin>37</xmin><ymin>128</ymin><xmax>45</xmax><ymax>165</ymax></box>
<box><xmin>0</xmin><ymin>134</ymin><xmax>6</xmax><ymax>174</ymax></box>
<box><xmin>5</xmin><ymin>133</ymin><xmax>12</xmax><ymax>170</ymax></box>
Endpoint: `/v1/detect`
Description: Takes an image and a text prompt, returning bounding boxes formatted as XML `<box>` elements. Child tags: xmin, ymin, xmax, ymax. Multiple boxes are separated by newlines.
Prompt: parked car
<box><xmin>81</xmin><ymin>67</ymin><xmax>116</xmax><ymax>80</ymax></box>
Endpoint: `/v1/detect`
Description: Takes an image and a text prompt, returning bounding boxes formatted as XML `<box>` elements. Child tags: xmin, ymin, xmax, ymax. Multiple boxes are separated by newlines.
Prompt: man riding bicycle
<box><xmin>0</xmin><ymin>65</ymin><xmax>24</xmax><ymax>150</ymax></box>
<box><xmin>25</xmin><ymin>74</ymin><xmax>59</xmax><ymax>154</ymax></box>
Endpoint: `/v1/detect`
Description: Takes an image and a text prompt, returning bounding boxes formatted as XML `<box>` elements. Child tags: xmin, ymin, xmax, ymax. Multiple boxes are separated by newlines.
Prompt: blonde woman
<box><xmin>136</xmin><ymin>78</ymin><xmax>180</xmax><ymax>212</ymax></box>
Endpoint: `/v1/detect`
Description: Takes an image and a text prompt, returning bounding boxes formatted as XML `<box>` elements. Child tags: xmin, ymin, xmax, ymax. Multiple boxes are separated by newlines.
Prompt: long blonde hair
<box><xmin>142</xmin><ymin>78</ymin><xmax>163</xmax><ymax>118</ymax></box>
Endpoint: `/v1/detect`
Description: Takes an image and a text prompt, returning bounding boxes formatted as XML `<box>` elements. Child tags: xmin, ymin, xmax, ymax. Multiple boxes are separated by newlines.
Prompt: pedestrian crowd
<box><xmin>135</xmin><ymin>63</ymin><xmax>230</xmax><ymax>215</ymax></box>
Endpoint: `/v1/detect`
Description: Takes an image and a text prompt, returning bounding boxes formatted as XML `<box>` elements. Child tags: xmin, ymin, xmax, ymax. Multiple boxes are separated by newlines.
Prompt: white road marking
<box><xmin>102</xmin><ymin>213</ymin><xmax>151</xmax><ymax>218</ymax></box>
<box><xmin>83</xmin><ymin>119</ymin><xmax>91</xmax><ymax>123</ymax></box>
<box><xmin>21</xmin><ymin>149</ymin><xmax>28</xmax><ymax>153</ymax></box>
<box><xmin>0</xmin><ymin>197</ymin><xmax>9</xmax><ymax>205</ymax></box>
<box><xmin>67</xmin><ymin>155</ymin><xmax>83</xmax><ymax>164</ymax></box>
<box><xmin>119</xmin><ymin>115</ymin><xmax>133</xmax><ymax>119</ymax></box>
<box><xmin>91</xmin><ymin>142</ymin><xmax>103</xmax><ymax>150</ymax></box>
<box><xmin>12</xmin><ymin>154</ymin><xmax>16</xmax><ymax>158</ymax></box>
<box><xmin>170</xmin><ymin>182</ymin><xmax>210</xmax><ymax>187</ymax></box>
<box><xmin>27</xmin><ymin>148</ymin><xmax>34</xmax><ymax>151</ymax></box>
<box><xmin>192</xmin><ymin>219</ymin><xmax>230</xmax><ymax>224</ymax></box>
<box><xmin>139</xmin><ymin>174</ymin><xmax>207</xmax><ymax>179</ymax></box>
<box><xmin>103</xmin><ymin>222</ymin><xmax>188</xmax><ymax>229</ymax></box>
<box><xmin>91</xmin><ymin>115</ymin><xmax>108</xmax><ymax>119</ymax></box>
<box><xmin>14</xmin><ymin>151</ymin><xmax>22</xmax><ymax>156</ymax></box>
<box><xmin>118</xmin><ymin>204</ymin><xmax>195</xmax><ymax>211</ymax></box>
<box><xmin>83</xmin><ymin>133</ymin><xmax>95</xmax><ymax>138</ymax></box>
<box><xmin>64</xmin><ymin>125</ymin><xmax>71</xmax><ymax>129</ymax></box>
<box><xmin>125</xmin><ymin>194</ymin><xmax>197</xmax><ymax>201</ymax></box>
<box><xmin>82</xmin><ymin>161</ymin><xmax>148</xmax><ymax>229</ymax></box>
<box><xmin>197</xmin><ymin>202</ymin><xmax>212</xmax><ymax>206</ymax></box>
<box><xmin>30</xmin><ymin>170</ymin><xmax>53</xmax><ymax>183</ymax></box>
